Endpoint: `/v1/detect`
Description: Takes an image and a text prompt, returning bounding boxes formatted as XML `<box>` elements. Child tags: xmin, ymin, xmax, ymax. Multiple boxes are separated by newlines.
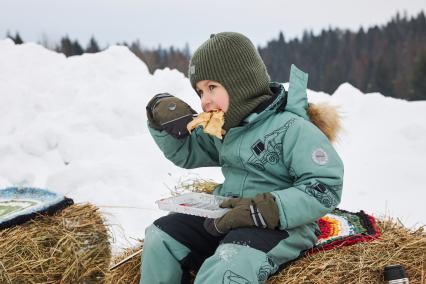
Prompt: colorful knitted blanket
<box><xmin>309</xmin><ymin>209</ymin><xmax>381</xmax><ymax>253</ymax></box>
<box><xmin>0</xmin><ymin>187</ymin><xmax>74</xmax><ymax>230</ymax></box>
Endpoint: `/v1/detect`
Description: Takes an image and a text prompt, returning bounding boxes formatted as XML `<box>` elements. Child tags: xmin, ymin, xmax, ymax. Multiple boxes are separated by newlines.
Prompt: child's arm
<box><xmin>146</xmin><ymin>93</ymin><xmax>220</xmax><ymax>168</ymax></box>
<box><xmin>271</xmin><ymin>118</ymin><xmax>344</xmax><ymax>230</ymax></box>
<box><xmin>148</xmin><ymin>125</ymin><xmax>219</xmax><ymax>169</ymax></box>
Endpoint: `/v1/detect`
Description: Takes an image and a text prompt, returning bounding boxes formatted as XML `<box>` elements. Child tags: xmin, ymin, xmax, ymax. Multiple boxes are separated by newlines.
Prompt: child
<box><xmin>142</xmin><ymin>32</ymin><xmax>344</xmax><ymax>284</ymax></box>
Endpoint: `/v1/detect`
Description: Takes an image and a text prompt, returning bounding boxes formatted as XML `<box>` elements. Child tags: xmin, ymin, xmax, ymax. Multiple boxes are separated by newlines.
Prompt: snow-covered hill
<box><xmin>0</xmin><ymin>39</ymin><xmax>425</xmax><ymax>250</ymax></box>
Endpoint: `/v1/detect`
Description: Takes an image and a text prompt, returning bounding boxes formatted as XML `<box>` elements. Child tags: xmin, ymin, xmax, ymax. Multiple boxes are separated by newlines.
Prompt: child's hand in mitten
<box><xmin>146</xmin><ymin>93</ymin><xmax>197</xmax><ymax>139</ymax></box>
<box><xmin>203</xmin><ymin>192</ymin><xmax>279</xmax><ymax>236</ymax></box>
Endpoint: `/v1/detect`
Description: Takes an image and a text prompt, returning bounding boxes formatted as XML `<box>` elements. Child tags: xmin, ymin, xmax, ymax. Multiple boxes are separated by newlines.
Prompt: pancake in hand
<box><xmin>187</xmin><ymin>112</ymin><xmax>212</xmax><ymax>131</ymax></box>
<box><xmin>187</xmin><ymin>110</ymin><xmax>225</xmax><ymax>139</ymax></box>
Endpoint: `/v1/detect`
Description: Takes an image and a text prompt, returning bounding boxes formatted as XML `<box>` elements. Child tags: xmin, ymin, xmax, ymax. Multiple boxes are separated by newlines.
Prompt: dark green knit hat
<box><xmin>189</xmin><ymin>32</ymin><xmax>273</xmax><ymax>131</ymax></box>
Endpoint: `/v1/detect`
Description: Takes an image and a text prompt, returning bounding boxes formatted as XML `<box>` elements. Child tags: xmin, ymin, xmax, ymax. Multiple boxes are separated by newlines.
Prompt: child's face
<box><xmin>195</xmin><ymin>80</ymin><xmax>229</xmax><ymax>113</ymax></box>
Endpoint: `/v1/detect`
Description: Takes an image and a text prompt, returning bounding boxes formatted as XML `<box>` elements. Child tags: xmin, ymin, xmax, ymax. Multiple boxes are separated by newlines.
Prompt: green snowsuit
<box><xmin>141</xmin><ymin>65</ymin><xmax>344</xmax><ymax>283</ymax></box>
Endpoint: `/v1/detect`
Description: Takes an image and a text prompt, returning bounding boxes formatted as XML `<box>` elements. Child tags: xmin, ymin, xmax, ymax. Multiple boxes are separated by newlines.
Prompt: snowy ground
<box><xmin>0</xmin><ymin>39</ymin><xmax>425</xmax><ymax>252</ymax></box>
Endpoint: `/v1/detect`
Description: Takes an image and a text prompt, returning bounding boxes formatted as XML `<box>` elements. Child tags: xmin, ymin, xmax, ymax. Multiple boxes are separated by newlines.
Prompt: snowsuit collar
<box><xmin>243</xmin><ymin>64</ymin><xmax>309</xmax><ymax>125</ymax></box>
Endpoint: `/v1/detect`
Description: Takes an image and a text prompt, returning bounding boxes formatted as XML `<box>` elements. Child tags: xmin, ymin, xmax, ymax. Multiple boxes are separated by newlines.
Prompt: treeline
<box><xmin>6</xmin><ymin>32</ymin><xmax>191</xmax><ymax>74</ymax></box>
<box><xmin>7</xmin><ymin>32</ymin><xmax>101</xmax><ymax>55</ymax></box>
<box><xmin>124</xmin><ymin>40</ymin><xmax>190</xmax><ymax>74</ymax></box>
<box><xmin>5</xmin><ymin>11</ymin><xmax>426</xmax><ymax>100</ymax></box>
<box><xmin>259</xmin><ymin>11</ymin><xmax>426</xmax><ymax>100</ymax></box>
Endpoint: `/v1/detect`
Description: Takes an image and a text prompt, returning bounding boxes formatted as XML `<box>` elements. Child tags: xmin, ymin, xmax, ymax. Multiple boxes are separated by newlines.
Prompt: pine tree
<box><xmin>86</xmin><ymin>36</ymin><xmax>100</xmax><ymax>53</ymax></box>
<box><xmin>58</xmin><ymin>36</ymin><xmax>74</xmax><ymax>57</ymax></box>
<box><xmin>278</xmin><ymin>31</ymin><xmax>285</xmax><ymax>44</ymax></box>
<box><xmin>14</xmin><ymin>32</ymin><xmax>23</xmax><ymax>44</ymax></box>
<box><xmin>409</xmin><ymin>51</ymin><xmax>426</xmax><ymax>100</ymax></box>
<box><xmin>72</xmin><ymin>40</ymin><xmax>84</xmax><ymax>55</ymax></box>
<box><xmin>6</xmin><ymin>31</ymin><xmax>24</xmax><ymax>44</ymax></box>
<box><xmin>183</xmin><ymin>43</ymin><xmax>191</xmax><ymax>59</ymax></box>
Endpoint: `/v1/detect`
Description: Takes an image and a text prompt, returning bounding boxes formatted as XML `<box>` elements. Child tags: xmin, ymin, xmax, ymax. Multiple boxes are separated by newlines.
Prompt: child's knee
<box><xmin>195</xmin><ymin>243</ymin><xmax>276</xmax><ymax>284</ymax></box>
<box><xmin>143</xmin><ymin>224</ymin><xmax>164</xmax><ymax>248</ymax></box>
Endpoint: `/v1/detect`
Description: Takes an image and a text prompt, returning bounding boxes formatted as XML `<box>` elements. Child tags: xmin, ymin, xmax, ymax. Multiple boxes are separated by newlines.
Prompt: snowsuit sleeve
<box><xmin>271</xmin><ymin>118</ymin><xmax>344</xmax><ymax>230</ymax></box>
<box><xmin>148</xmin><ymin>123</ymin><xmax>220</xmax><ymax>169</ymax></box>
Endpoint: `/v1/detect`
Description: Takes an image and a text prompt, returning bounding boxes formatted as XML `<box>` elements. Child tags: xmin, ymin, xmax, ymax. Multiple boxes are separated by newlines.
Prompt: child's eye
<box><xmin>209</xmin><ymin>85</ymin><xmax>216</xmax><ymax>91</ymax></box>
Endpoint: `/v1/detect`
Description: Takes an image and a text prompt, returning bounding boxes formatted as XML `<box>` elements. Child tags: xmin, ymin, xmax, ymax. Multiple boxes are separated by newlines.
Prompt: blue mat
<box><xmin>0</xmin><ymin>187</ymin><xmax>73</xmax><ymax>230</ymax></box>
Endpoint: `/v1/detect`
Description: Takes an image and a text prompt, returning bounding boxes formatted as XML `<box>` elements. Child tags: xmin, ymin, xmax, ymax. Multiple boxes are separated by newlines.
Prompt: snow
<box><xmin>0</xmin><ymin>39</ymin><xmax>425</xmax><ymax>252</ymax></box>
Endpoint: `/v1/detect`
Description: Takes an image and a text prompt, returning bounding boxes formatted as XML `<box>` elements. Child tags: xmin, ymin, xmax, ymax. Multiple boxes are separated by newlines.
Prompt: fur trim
<box><xmin>307</xmin><ymin>103</ymin><xmax>342</xmax><ymax>143</ymax></box>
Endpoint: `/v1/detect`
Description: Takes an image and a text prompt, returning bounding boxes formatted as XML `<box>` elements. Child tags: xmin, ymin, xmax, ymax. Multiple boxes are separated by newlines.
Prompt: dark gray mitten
<box><xmin>146</xmin><ymin>93</ymin><xmax>197</xmax><ymax>139</ymax></box>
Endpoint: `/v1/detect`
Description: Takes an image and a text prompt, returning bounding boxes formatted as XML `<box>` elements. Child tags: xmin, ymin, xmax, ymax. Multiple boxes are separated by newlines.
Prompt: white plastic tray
<box><xmin>156</xmin><ymin>192</ymin><xmax>231</xmax><ymax>218</ymax></box>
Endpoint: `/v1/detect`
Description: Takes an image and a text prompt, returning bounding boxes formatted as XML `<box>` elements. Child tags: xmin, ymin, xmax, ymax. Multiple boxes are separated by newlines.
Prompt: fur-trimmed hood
<box><xmin>307</xmin><ymin>103</ymin><xmax>342</xmax><ymax>143</ymax></box>
<box><xmin>283</xmin><ymin>65</ymin><xmax>342</xmax><ymax>143</ymax></box>
<box><xmin>245</xmin><ymin>65</ymin><xmax>342</xmax><ymax>143</ymax></box>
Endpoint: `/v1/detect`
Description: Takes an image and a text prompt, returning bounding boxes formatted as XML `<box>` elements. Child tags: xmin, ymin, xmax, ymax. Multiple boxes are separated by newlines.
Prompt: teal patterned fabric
<box><xmin>0</xmin><ymin>187</ymin><xmax>73</xmax><ymax>229</ymax></box>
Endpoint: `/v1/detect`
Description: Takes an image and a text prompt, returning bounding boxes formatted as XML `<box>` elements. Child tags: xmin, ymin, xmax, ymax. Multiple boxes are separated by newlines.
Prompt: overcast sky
<box><xmin>1</xmin><ymin>0</ymin><xmax>425</xmax><ymax>51</ymax></box>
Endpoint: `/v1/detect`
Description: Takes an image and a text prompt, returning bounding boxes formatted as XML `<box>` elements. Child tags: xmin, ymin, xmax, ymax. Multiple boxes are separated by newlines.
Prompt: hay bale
<box><xmin>0</xmin><ymin>203</ymin><xmax>111</xmax><ymax>284</ymax></box>
<box><xmin>269</xmin><ymin>219</ymin><xmax>426</xmax><ymax>284</ymax></box>
<box><xmin>108</xmin><ymin>219</ymin><xmax>425</xmax><ymax>284</ymax></box>
<box><xmin>107</xmin><ymin>244</ymin><xmax>143</xmax><ymax>284</ymax></box>
<box><xmin>108</xmin><ymin>180</ymin><xmax>426</xmax><ymax>283</ymax></box>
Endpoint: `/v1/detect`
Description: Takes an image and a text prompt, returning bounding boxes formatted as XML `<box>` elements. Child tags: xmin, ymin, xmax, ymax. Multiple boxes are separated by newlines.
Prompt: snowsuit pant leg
<box><xmin>194</xmin><ymin>223</ymin><xmax>318</xmax><ymax>284</ymax></box>
<box><xmin>139</xmin><ymin>224</ymin><xmax>189</xmax><ymax>284</ymax></box>
<box><xmin>140</xmin><ymin>213</ymin><xmax>223</xmax><ymax>284</ymax></box>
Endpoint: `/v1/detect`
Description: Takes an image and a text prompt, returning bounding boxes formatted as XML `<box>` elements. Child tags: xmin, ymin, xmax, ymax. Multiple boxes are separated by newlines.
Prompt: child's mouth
<box><xmin>193</xmin><ymin>109</ymin><xmax>223</xmax><ymax>117</ymax></box>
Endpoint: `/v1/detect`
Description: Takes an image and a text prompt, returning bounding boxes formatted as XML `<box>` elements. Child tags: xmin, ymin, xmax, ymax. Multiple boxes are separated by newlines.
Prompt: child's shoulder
<box><xmin>270</xmin><ymin>108</ymin><xmax>305</xmax><ymax>125</ymax></box>
<box><xmin>272</xmin><ymin>110</ymin><xmax>326</xmax><ymax>137</ymax></box>
<box><xmin>252</xmin><ymin>110</ymin><xmax>306</xmax><ymax>137</ymax></box>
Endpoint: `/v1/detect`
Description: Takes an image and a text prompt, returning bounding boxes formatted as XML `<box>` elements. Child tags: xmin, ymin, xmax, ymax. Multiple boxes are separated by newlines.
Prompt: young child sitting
<box><xmin>142</xmin><ymin>32</ymin><xmax>344</xmax><ymax>284</ymax></box>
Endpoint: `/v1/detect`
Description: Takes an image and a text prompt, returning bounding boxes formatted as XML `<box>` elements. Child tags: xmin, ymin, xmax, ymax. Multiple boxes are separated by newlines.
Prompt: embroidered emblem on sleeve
<box><xmin>312</xmin><ymin>148</ymin><xmax>329</xmax><ymax>165</ymax></box>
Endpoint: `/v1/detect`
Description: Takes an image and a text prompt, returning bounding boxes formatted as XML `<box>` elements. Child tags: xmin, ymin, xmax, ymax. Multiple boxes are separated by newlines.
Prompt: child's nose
<box><xmin>201</xmin><ymin>97</ymin><xmax>213</xmax><ymax>112</ymax></box>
